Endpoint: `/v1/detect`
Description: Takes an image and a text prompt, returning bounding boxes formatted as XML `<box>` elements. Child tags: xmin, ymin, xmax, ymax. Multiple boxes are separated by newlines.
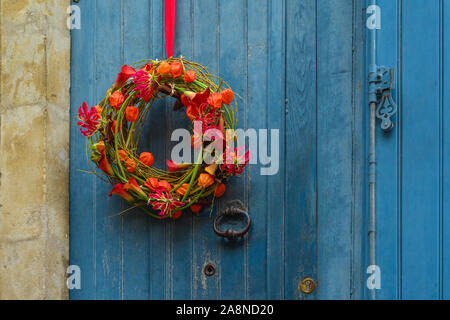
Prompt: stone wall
<box><xmin>0</xmin><ymin>0</ymin><xmax>70</xmax><ymax>299</ymax></box>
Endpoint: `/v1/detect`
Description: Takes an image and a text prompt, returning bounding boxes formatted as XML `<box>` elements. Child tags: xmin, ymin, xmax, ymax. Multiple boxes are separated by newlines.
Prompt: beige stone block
<box><xmin>0</xmin><ymin>105</ymin><xmax>46</xmax><ymax>241</ymax></box>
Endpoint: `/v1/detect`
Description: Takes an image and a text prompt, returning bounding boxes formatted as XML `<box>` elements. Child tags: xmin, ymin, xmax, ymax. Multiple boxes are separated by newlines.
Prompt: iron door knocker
<box><xmin>213</xmin><ymin>200</ymin><xmax>250</xmax><ymax>240</ymax></box>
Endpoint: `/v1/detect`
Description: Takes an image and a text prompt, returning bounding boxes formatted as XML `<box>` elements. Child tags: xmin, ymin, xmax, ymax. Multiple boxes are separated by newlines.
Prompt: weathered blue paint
<box><xmin>373</xmin><ymin>0</ymin><xmax>448</xmax><ymax>300</ymax></box>
<box><xmin>70</xmin><ymin>0</ymin><xmax>365</xmax><ymax>300</ymax></box>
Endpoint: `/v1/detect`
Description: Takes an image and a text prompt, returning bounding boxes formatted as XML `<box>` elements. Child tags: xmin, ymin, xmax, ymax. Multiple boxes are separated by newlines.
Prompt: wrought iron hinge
<box><xmin>368</xmin><ymin>66</ymin><xmax>398</xmax><ymax>133</ymax></box>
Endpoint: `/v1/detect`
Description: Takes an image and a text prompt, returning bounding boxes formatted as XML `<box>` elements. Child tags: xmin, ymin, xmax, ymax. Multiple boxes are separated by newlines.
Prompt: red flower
<box><xmin>125</xmin><ymin>106</ymin><xmax>139</xmax><ymax>122</ymax></box>
<box><xmin>109</xmin><ymin>91</ymin><xmax>125</xmax><ymax>110</ymax></box>
<box><xmin>94</xmin><ymin>141</ymin><xmax>115</xmax><ymax>177</ymax></box>
<box><xmin>108</xmin><ymin>183</ymin><xmax>134</xmax><ymax>202</ymax></box>
<box><xmin>77</xmin><ymin>102</ymin><xmax>101</xmax><ymax>137</ymax></box>
<box><xmin>113</xmin><ymin>65</ymin><xmax>136</xmax><ymax>90</ymax></box>
<box><xmin>166</xmin><ymin>160</ymin><xmax>190</xmax><ymax>172</ymax></box>
<box><xmin>144</xmin><ymin>177</ymin><xmax>172</xmax><ymax>192</ymax></box>
<box><xmin>148</xmin><ymin>190</ymin><xmax>185</xmax><ymax>217</ymax></box>
<box><xmin>158</xmin><ymin>180</ymin><xmax>172</xmax><ymax>192</ymax></box>
<box><xmin>221</xmin><ymin>146</ymin><xmax>250</xmax><ymax>176</ymax></box>
<box><xmin>123</xmin><ymin>177</ymin><xmax>147</xmax><ymax>198</ymax></box>
<box><xmin>182</xmin><ymin>87</ymin><xmax>211</xmax><ymax>108</ymax></box>
<box><xmin>184</xmin><ymin>70</ymin><xmax>196</xmax><ymax>83</ymax></box>
<box><xmin>207</xmin><ymin>92</ymin><xmax>223</xmax><ymax>109</ymax></box>
<box><xmin>133</xmin><ymin>64</ymin><xmax>155</xmax><ymax>102</ymax></box>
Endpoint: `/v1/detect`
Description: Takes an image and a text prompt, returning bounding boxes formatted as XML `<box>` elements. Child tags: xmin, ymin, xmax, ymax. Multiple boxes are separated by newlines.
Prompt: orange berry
<box><xmin>157</xmin><ymin>61</ymin><xmax>171</xmax><ymax>75</ymax></box>
<box><xmin>109</xmin><ymin>91</ymin><xmax>125</xmax><ymax>110</ymax></box>
<box><xmin>220</xmin><ymin>89</ymin><xmax>234</xmax><ymax>105</ymax></box>
<box><xmin>139</xmin><ymin>152</ymin><xmax>154</xmax><ymax>167</ymax></box>
<box><xmin>172</xmin><ymin>211</ymin><xmax>182</xmax><ymax>220</ymax></box>
<box><xmin>197</xmin><ymin>173</ymin><xmax>215</xmax><ymax>188</ymax></box>
<box><xmin>190</xmin><ymin>205</ymin><xmax>203</xmax><ymax>215</ymax></box>
<box><xmin>118</xmin><ymin>150</ymin><xmax>128</xmax><ymax>161</ymax></box>
<box><xmin>184</xmin><ymin>70</ymin><xmax>196</xmax><ymax>83</ymax></box>
<box><xmin>176</xmin><ymin>183</ymin><xmax>190</xmax><ymax>196</ymax></box>
<box><xmin>125</xmin><ymin>106</ymin><xmax>139</xmax><ymax>122</ymax></box>
<box><xmin>170</xmin><ymin>61</ymin><xmax>184</xmax><ymax>78</ymax></box>
<box><xmin>125</xmin><ymin>159</ymin><xmax>136</xmax><ymax>173</ymax></box>
<box><xmin>214</xmin><ymin>183</ymin><xmax>226</xmax><ymax>198</ymax></box>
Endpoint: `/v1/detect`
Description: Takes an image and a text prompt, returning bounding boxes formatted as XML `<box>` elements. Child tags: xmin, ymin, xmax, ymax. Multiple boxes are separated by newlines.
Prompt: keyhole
<box><xmin>300</xmin><ymin>277</ymin><xmax>316</xmax><ymax>294</ymax></box>
<box><xmin>204</xmin><ymin>263</ymin><xmax>216</xmax><ymax>277</ymax></box>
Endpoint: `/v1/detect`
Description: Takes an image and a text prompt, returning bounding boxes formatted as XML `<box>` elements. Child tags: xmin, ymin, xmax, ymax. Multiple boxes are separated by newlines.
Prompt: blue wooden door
<box><xmin>374</xmin><ymin>0</ymin><xmax>450</xmax><ymax>300</ymax></box>
<box><xmin>70</xmin><ymin>0</ymin><xmax>365</xmax><ymax>300</ymax></box>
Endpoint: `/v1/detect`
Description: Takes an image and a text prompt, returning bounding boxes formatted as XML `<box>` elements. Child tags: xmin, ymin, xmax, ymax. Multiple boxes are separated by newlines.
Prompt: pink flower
<box><xmin>221</xmin><ymin>146</ymin><xmax>250</xmax><ymax>176</ymax></box>
<box><xmin>133</xmin><ymin>64</ymin><xmax>155</xmax><ymax>101</ymax></box>
<box><xmin>77</xmin><ymin>102</ymin><xmax>101</xmax><ymax>137</ymax></box>
<box><xmin>148</xmin><ymin>190</ymin><xmax>185</xmax><ymax>217</ymax></box>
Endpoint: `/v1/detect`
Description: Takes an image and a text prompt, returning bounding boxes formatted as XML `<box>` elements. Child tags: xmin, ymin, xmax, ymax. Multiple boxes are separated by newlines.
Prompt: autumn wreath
<box><xmin>77</xmin><ymin>57</ymin><xmax>249</xmax><ymax>219</ymax></box>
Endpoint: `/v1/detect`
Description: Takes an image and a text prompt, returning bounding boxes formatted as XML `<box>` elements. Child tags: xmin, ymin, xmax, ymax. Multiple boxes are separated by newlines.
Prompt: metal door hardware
<box><xmin>369</xmin><ymin>66</ymin><xmax>398</xmax><ymax>133</ymax></box>
<box><xmin>213</xmin><ymin>200</ymin><xmax>250</xmax><ymax>240</ymax></box>
<box><xmin>204</xmin><ymin>263</ymin><xmax>216</xmax><ymax>277</ymax></box>
<box><xmin>299</xmin><ymin>277</ymin><xmax>316</xmax><ymax>294</ymax></box>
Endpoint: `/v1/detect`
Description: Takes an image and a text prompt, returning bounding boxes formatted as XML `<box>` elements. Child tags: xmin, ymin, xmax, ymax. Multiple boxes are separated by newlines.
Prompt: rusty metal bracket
<box><xmin>213</xmin><ymin>200</ymin><xmax>250</xmax><ymax>240</ymax></box>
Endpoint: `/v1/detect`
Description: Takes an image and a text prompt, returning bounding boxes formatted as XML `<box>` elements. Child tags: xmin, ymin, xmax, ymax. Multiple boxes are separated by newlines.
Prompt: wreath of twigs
<box><xmin>77</xmin><ymin>57</ymin><xmax>249</xmax><ymax>219</ymax></box>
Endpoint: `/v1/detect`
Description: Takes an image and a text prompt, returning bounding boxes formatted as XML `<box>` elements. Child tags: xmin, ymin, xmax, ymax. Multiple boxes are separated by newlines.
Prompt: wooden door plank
<box><xmin>266</xmin><ymin>0</ymin><xmax>286</xmax><ymax>300</ymax></box>
<box><xmin>443</xmin><ymin>0</ymin><xmax>450</xmax><ymax>300</ymax></box>
<box><xmin>169</xmin><ymin>0</ymin><xmax>195</xmax><ymax>300</ymax></box>
<box><xmin>350</xmin><ymin>0</ymin><xmax>366</xmax><ymax>300</ymax></box>
<box><xmin>69</xmin><ymin>0</ymin><xmax>97</xmax><ymax>300</ymax></box>
<box><xmin>94</xmin><ymin>0</ymin><xmax>124</xmax><ymax>300</ymax></box>
<box><xmin>401</xmin><ymin>0</ymin><xmax>441</xmax><ymax>300</ymax></box>
<box><xmin>218</xmin><ymin>0</ymin><xmax>249</xmax><ymax>300</ymax></box>
<box><xmin>122</xmin><ymin>0</ymin><xmax>152</xmax><ymax>300</ymax></box>
<box><xmin>374</xmin><ymin>0</ymin><xmax>402</xmax><ymax>300</ymax></box>
<box><xmin>285</xmin><ymin>0</ymin><xmax>317</xmax><ymax>300</ymax></box>
<box><xmin>191</xmin><ymin>0</ymin><xmax>221</xmax><ymax>300</ymax></box>
<box><xmin>247</xmin><ymin>0</ymin><xmax>269</xmax><ymax>300</ymax></box>
<box><xmin>316</xmin><ymin>0</ymin><xmax>354</xmax><ymax>299</ymax></box>
<box><xmin>146</xmin><ymin>0</ymin><xmax>168</xmax><ymax>300</ymax></box>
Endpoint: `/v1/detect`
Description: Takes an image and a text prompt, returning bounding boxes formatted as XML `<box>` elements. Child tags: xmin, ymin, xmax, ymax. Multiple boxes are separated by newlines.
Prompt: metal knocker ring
<box><xmin>213</xmin><ymin>200</ymin><xmax>251</xmax><ymax>240</ymax></box>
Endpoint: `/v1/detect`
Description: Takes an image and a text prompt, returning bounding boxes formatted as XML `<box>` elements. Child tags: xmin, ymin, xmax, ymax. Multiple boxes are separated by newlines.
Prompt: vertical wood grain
<box><xmin>94</xmin><ymin>0</ymin><xmax>124</xmax><ymax>300</ymax></box>
<box><xmin>401</xmin><ymin>0</ymin><xmax>441</xmax><ymax>299</ymax></box>
<box><xmin>69</xmin><ymin>0</ymin><xmax>365</xmax><ymax>300</ymax></box>
<box><xmin>218</xmin><ymin>0</ymin><xmax>249</xmax><ymax>300</ymax></box>
<box><xmin>443</xmin><ymin>0</ymin><xmax>450</xmax><ymax>300</ymax></box>
<box><xmin>169</xmin><ymin>0</ymin><xmax>194</xmax><ymax>300</ymax></box>
<box><xmin>373</xmin><ymin>0</ymin><xmax>402</xmax><ymax>300</ymax></box>
<box><xmin>122</xmin><ymin>0</ymin><xmax>151</xmax><ymax>300</ymax></box>
<box><xmin>316</xmin><ymin>0</ymin><xmax>354</xmax><ymax>299</ymax></box>
<box><xmin>266</xmin><ymin>0</ymin><xmax>286</xmax><ymax>300</ymax></box>
<box><xmin>247</xmin><ymin>0</ymin><xmax>269</xmax><ymax>300</ymax></box>
<box><xmin>191</xmin><ymin>0</ymin><xmax>220</xmax><ymax>300</ymax></box>
<box><xmin>285</xmin><ymin>0</ymin><xmax>317</xmax><ymax>300</ymax></box>
<box><xmin>69</xmin><ymin>0</ymin><xmax>96</xmax><ymax>300</ymax></box>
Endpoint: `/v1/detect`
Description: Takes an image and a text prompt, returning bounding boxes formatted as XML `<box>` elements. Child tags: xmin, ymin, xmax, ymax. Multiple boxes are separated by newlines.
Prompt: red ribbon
<box><xmin>164</xmin><ymin>0</ymin><xmax>176</xmax><ymax>58</ymax></box>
